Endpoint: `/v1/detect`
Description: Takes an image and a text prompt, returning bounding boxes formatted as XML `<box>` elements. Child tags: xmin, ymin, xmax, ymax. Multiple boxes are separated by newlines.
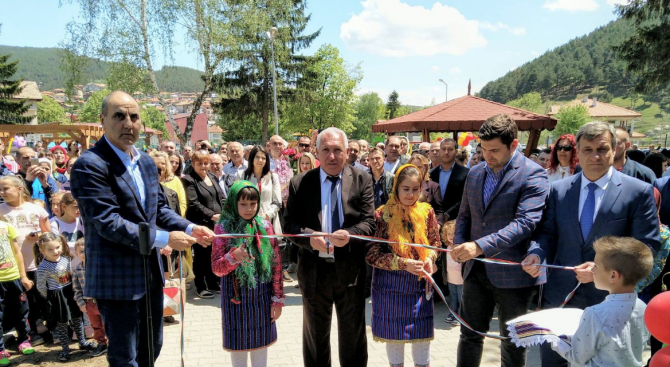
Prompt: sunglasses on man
<box><xmin>299</xmin><ymin>143</ymin><xmax>310</xmax><ymax>148</ymax></box>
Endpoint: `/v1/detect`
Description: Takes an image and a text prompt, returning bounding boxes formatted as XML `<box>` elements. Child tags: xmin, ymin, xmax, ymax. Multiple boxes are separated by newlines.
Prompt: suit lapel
<box><xmin>100</xmin><ymin>137</ymin><xmax>148</xmax><ymax>220</ymax></box>
<box><xmin>566</xmin><ymin>174</ymin><xmax>583</xmax><ymax>244</ymax></box>
<box><xmin>586</xmin><ymin>172</ymin><xmax>622</xmax><ymax>245</ymax></box>
<box><xmin>342</xmin><ymin>166</ymin><xmax>353</xmax><ymax>220</ymax></box>
<box><xmin>483</xmin><ymin>155</ymin><xmax>520</xmax><ymax>214</ymax></box>
<box><xmin>310</xmin><ymin>170</ymin><xmax>323</xmax><ymax>226</ymax></box>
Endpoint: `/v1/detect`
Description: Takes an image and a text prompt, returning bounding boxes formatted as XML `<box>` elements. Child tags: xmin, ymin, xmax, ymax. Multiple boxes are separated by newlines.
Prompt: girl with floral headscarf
<box><xmin>366</xmin><ymin>164</ymin><xmax>441</xmax><ymax>367</ymax></box>
<box><xmin>211</xmin><ymin>181</ymin><xmax>284</xmax><ymax>366</ymax></box>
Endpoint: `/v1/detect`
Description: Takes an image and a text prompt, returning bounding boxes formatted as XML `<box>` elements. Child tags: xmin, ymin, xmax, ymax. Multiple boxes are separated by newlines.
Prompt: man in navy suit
<box><xmin>71</xmin><ymin>91</ymin><xmax>214</xmax><ymax>367</ymax></box>
<box><xmin>452</xmin><ymin>114</ymin><xmax>549</xmax><ymax>367</ymax></box>
<box><xmin>524</xmin><ymin>121</ymin><xmax>660</xmax><ymax>367</ymax></box>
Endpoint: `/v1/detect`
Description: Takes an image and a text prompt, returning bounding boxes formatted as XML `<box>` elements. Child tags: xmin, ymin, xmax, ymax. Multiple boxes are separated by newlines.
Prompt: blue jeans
<box><xmin>447</xmin><ymin>283</ymin><xmax>463</xmax><ymax>315</ymax></box>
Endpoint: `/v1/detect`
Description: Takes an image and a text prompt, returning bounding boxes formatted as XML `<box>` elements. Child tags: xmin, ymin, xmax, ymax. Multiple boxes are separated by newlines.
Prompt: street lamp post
<box><xmin>438</xmin><ymin>79</ymin><xmax>448</xmax><ymax>102</ymax></box>
<box><xmin>266</xmin><ymin>27</ymin><xmax>279</xmax><ymax>136</ymax></box>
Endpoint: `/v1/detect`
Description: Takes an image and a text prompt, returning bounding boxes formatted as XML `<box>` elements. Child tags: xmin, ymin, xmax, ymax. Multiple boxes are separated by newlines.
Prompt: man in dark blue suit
<box><xmin>524</xmin><ymin>121</ymin><xmax>660</xmax><ymax>367</ymax></box>
<box><xmin>452</xmin><ymin>114</ymin><xmax>549</xmax><ymax>367</ymax></box>
<box><xmin>71</xmin><ymin>91</ymin><xmax>214</xmax><ymax>367</ymax></box>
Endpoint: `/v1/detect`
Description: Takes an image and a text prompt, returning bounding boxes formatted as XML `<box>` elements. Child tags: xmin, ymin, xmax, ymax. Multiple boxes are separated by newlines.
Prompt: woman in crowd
<box><xmin>546</xmin><ymin>133</ymin><xmax>578</xmax><ymax>183</ymax></box>
<box><xmin>169</xmin><ymin>151</ymin><xmax>184</xmax><ymax>178</ymax></box>
<box><xmin>297</xmin><ymin>152</ymin><xmax>316</xmax><ymax>174</ymax></box>
<box><xmin>642</xmin><ymin>152</ymin><xmax>667</xmax><ymax>179</ymax></box>
<box><xmin>409</xmin><ymin>153</ymin><xmax>444</xmax><ymax>225</ymax></box>
<box><xmin>50</xmin><ymin>146</ymin><xmax>69</xmax><ymax>180</ymax></box>
<box><xmin>40</xmin><ymin>158</ymin><xmax>67</xmax><ymax>191</ymax></box>
<box><xmin>399</xmin><ymin>136</ymin><xmax>410</xmax><ymax>159</ymax></box>
<box><xmin>237</xmin><ymin>146</ymin><xmax>283</xmax><ymax>242</ymax></box>
<box><xmin>456</xmin><ymin>149</ymin><xmax>469</xmax><ymax>166</ymax></box>
<box><xmin>182</xmin><ymin>151</ymin><xmax>224</xmax><ymax>299</ymax></box>
<box><xmin>468</xmin><ymin>144</ymin><xmax>483</xmax><ymax>167</ymax></box>
<box><xmin>66</xmin><ymin>141</ymin><xmax>80</xmax><ymax>160</ymax></box>
<box><xmin>360</xmin><ymin>152</ymin><xmax>370</xmax><ymax>168</ymax></box>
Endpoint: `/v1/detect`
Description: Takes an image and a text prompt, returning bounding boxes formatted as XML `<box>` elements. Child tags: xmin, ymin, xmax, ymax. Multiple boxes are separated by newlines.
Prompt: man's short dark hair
<box><xmin>479</xmin><ymin>114</ymin><xmax>518</xmax><ymax>148</ymax></box>
<box><xmin>541</xmin><ymin>148</ymin><xmax>552</xmax><ymax>155</ymax></box>
<box><xmin>440</xmin><ymin>138</ymin><xmax>457</xmax><ymax>148</ymax></box>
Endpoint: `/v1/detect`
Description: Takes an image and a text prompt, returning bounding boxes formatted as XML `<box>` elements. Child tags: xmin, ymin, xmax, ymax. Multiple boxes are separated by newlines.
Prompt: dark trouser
<box><xmin>457</xmin><ymin>261</ymin><xmax>533</xmax><ymax>367</ymax></box>
<box><xmin>0</xmin><ymin>279</ymin><xmax>31</xmax><ymax>351</ymax></box>
<box><xmin>302</xmin><ymin>261</ymin><xmax>367</xmax><ymax>367</ymax></box>
<box><xmin>192</xmin><ymin>243</ymin><xmax>219</xmax><ymax>293</ymax></box>
<box><xmin>97</xmin><ymin>258</ymin><xmax>164</xmax><ymax>367</ymax></box>
<box><xmin>25</xmin><ymin>271</ymin><xmax>43</xmax><ymax>332</ymax></box>
<box><xmin>86</xmin><ymin>300</ymin><xmax>107</xmax><ymax>345</ymax></box>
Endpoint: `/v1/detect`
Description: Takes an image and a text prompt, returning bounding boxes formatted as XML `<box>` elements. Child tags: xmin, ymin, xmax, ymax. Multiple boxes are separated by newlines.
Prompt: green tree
<box><xmin>37</xmin><ymin>96</ymin><xmax>68</xmax><ymax>123</ymax></box>
<box><xmin>140</xmin><ymin>104</ymin><xmax>168</xmax><ymax>137</ymax></box>
<box><xmin>506</xmin><ymin>92</ymin><xmax>544</xmax><ymax>113</ymax></box>
<box><xmin>0</xmin><ymin>53</ymin><xmax>30</xmax><ymax>124</ymax></box>
<box><xmin>215</xmin><ymin>0</ymin><xmax>321</xmax><ymax>142</ymax></box>
<box><xmin>78</xmin><ymin>89</ymin><xmax>109</xmax><ymax>122</ymax></box>
<box><xmin>386</xmin><ymin>90</ymin><xmax>400</xmax><ymax>119</ymax></box>
<box><xmin>554</xmin><ymin>104</ymin><xmax>590</xmax><ymax>136</ymax></box>
<box><xmin>615</xmin><ymin>0</ymin><xmax>670</xmax><ymax>92</ymax></box>
<box><xmin>219</xmin><ymin>114</ymin><xmax>262</xmax><ymax>143</ymax></box>
<box><xmin>282</xmin><ymin>44</ymin><xmax>361</xmax><ymax>134</ymax></box>
<box><xmin>352</xmin><ymin>92</ymin><xmax>384</xmax><ymax>140</ymax></box>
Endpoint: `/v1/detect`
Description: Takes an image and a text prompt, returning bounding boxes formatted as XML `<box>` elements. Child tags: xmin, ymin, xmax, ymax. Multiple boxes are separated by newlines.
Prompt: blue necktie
<box><xmin>580</xmin><ymin>183</ymin><xmax>598</xmax><ymax>241</ymax></box>
<box><xmin>327</xmin><ymin>176</ymin><xmax>341</xmax><ymax>232</ymax></box>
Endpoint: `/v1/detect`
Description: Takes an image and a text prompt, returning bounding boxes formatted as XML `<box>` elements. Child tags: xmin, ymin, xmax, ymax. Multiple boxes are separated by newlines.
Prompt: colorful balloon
<box><xmin>645</xmin><ymin>292</ymin><xmax>670</xmax><ymax>344</ymax></box>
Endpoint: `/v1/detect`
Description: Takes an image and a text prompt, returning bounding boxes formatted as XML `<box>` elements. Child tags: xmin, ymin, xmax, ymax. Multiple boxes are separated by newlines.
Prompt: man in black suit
<box><xmin>283</xmin><ymin>127</ymin><xmax>375</xmax><ymax>367</ymax></box>
<box><xmin>430</xmin><ymin>138</ymin><xmax>469</xmax><ymax>221</ymax></box>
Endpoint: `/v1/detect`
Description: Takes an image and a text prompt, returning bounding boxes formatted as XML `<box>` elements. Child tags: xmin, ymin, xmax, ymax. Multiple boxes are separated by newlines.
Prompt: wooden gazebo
<box><xmin>0</xmin><ymin>122</ymin><xmax>163</xmax><ymax>151</ymax></box>
<box><xmin>372</xmin><ymin>95</ymin><xmax>557</xmax><ymax>155</ymax></box>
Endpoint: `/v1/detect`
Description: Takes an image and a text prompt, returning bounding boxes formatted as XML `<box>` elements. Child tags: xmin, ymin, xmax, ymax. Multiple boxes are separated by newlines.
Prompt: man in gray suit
<box><xmin>523</xmin><ymin>121</ymin><xmax>661</xmax><ymax>367</ymax></box>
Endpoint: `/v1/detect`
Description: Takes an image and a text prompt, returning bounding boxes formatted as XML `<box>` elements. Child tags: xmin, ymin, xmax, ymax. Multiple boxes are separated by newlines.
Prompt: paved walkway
<box><xmin>157</xmin><ymin>278</ymin><xmax>544</xmax><ymax>367</ymax></box>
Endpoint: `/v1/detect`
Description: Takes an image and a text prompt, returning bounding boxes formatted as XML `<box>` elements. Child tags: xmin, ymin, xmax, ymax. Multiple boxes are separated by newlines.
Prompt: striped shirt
<box><xmin>483</xmin><ymin>152</ymin><xmax>516</xmax><ymax>205</ymax></box>
<box><xmin>72</xmin><ymin>262</ymin><xmax>87</xmax><ymax>308</ymax></box>
<box><xmin>36</xmin><ymin>256</ymin><xmax>72</xmax><ymax>298</ymax></box>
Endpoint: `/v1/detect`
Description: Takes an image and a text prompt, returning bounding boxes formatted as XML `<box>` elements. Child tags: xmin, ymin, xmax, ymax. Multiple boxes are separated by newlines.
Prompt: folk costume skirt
<box><xmin>220</xmin><ymin>275</ymin><xmax>277</xmax><ymax>351</ymax></box>
<box><xmin>371</xmin><ymin>268</ymin><xmax>434</xmax><ymax>343</ymax></box>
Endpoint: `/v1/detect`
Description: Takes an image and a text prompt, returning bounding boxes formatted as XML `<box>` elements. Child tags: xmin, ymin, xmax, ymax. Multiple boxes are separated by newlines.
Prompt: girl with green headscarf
<box><xmin>211</xmin><ymin>180</ymin><xmax>284</xmax><ymax>365</ymax></box>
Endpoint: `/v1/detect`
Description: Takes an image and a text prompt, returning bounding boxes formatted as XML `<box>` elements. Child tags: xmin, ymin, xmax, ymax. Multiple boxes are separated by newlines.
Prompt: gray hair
<box><xmin>576</xmin><ymin>121</ymin><xmax>617</xmax><ymax>148</ymax></box>
<box><xmin>317</xmin><ymin>127</ymin><xmax>348</xmax><ymax>150</ymax></box>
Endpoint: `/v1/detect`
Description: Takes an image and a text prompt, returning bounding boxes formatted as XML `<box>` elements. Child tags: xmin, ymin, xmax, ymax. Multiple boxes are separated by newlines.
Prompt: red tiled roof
<box><xmin>164</xmin><ymin>113</ymin><xmax>208</xmax><ymax>145</ymax></box>
<box><xmin>372</xmin><ymin>95</ymin><xmax>556</xmax><ymax>133</ymax></box>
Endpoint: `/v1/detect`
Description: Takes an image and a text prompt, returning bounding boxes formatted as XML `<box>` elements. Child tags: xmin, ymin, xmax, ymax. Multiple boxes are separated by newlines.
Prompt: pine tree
<box><xmin>214</xmin><ymin>0</ymin><xmax>321</xmax><ymax>142</ymax></box>
<box><xmin>0</xmin><ymin>53</ymin><xmax>31</xmax><ymax>124</ymax></box>
<box><xmin>386</xmin><ymin>90</ymin><xmax>400</xmax><ymax>120</ymax></box>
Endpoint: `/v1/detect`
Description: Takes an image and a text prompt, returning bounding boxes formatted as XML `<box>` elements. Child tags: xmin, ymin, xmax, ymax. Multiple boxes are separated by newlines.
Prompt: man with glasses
<box><xmin>269</xmin><ymin>135</ymin><xmax>294</xmax><ymax>205</ymax></box>
<box><xmin>383</xmin><ymin>136</ymin><xmax>407</xmax><ymax>173</ymax></box>
<box><xmin>347</xmin><ymin>141</ymin><xmax>367</xmax><ymax>171</ymax></box>
<box><xmin>298</xmin><ymin>136</ymin><xmax>312</xmax><ymax>154</ymax></box>
<box><xmin>417</xmin><ymin>141</ymin><xmax>431</xmax><ymax>158</ymax></box>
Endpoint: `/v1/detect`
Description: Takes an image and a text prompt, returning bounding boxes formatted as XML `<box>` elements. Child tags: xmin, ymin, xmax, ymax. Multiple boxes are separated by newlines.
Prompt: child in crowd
<box><xmin>441</xmin><ymin>220</ymin><xmax>462</xmax><ymax>326</ymax></box>
<box><xmin>0</xmin><ymin>213</ymin><xmax>35</xmax><ymax>364</ymax></box>
<box><xmin>49</xmin><ymin>192</ymin><xmax>65</xmax><ymax>220</ymax></box>
<box><xmin>0</xmin><ymin>176</ymin><xmax>51</xmax><ymax>346</ymax></box>
<box><xmin>50</xmin><ymin>193</ymin><xmax>84</xmax><ymax>269</ymax></box>
<box><xmin>551</xmin><ymin>236</ymin><xmax>653</xmax><ymax>367</ymax></box>
<box><xmin>34</xmin><ymin>232</ymin><xmax>96</xmax><ymax>362</ymax></box>
<box><xmin>71</xmin><ymin>238</ymin><xmax>107</xmax><ymax>357</ymax></box>
<box><xmin>366</xmin><ymin>164</ymin><xmax>441</xmax><ymax>367</ymax></box>
<box><xmin>212</xmin><ymin>181</ymin><xmax>284</xmax><ymax>367</ymax></box>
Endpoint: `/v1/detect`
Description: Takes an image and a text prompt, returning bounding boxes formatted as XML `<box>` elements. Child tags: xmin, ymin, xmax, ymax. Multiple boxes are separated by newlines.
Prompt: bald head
<box><xmin>101</xmin><ymin>91</ymin><xmax>137</xmax><ymax>117</ymax></box>
<box><xmin>100</xmin><ymin>90</ymin><xmax>142</xmax><ymax>153</ymax></box>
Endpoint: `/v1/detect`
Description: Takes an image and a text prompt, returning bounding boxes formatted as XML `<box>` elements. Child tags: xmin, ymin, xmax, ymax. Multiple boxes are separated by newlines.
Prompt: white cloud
<box><xmin>606</xmin><ymin>0</ymin><xmax>628</xmax><ymax>5</ymax></box>
<box><xmin>340</xmin><ymin>0</ymin><xmax>487</xmax><ymax>57</ymax></box>
<box><xmin>449</xmin><ymin>67</ymin><xmax>461</xmax><ymax>74</ymax></box>
<box><xmin>543</xmin><ymin>0</ymin><xmax>598</xmax><ymax>11</ymax></box>
<box><xmin>431</xmin><ymin>65</ymin><xmax>440</xmax><ymax>73</ymax></box>
<box><xmin>480</xmin><ymin>21</ymin><xmax>526</xmax><ymax>36</ymax></box>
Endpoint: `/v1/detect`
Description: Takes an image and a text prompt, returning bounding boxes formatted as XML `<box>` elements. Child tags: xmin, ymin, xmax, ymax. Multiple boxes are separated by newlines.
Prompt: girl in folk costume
<box><xmin>366</xmin><ymin>164</ymin><xmax>441</xmax><ymax>367</ymax></box>
<box><xmin>211</xmin><ymin>181</ymin><xmax>284</xmax><ymax>367</ymax></box>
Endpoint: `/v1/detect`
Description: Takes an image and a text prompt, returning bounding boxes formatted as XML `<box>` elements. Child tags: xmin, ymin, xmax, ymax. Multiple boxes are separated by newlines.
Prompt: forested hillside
<box><xmin>479</xmin><ymin>19</ymin><xmax>638</xmax><ymax>103</ymax></box>
<box><xmin>0</xmin><ymin>45</ymin><xmax>205</xmax><ymax>92</ymax></box>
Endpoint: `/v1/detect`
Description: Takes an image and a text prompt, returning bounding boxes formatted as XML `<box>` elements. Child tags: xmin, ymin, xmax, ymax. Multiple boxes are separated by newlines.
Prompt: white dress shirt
<box><xmin>578</xmin><ymin>167</ymin><xmax>613</xmax><ymax>223</ymax></box>
<box><xmin>319</xmin><ymin>169</ymin><xmax>344</xmax><ymax>259</ymax></box>
<box><xmin>553</xmin><ymin>293</ymin><xmax>648</xmax><ymax>367</ymax></box>
<box><xmin>546</xmin><ymin>166</ymin><xmax>573</xmax><ymax>184</ymax></box>
<box><xmin>223</xmin><ymin>159</ymin><xmax>248</xmax><ymax>176</ymax></box>
<box><xmin>383</xmin><ymin>158</ymin><xmax>400</xmax><ymax>173</ymax></box>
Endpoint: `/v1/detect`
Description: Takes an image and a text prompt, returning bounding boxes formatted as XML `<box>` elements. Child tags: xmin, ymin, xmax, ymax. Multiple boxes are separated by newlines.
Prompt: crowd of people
<box><xmin>0</xmin><ymin>90</ymin><xmax>667</xmax><ymax>367</ymax></box>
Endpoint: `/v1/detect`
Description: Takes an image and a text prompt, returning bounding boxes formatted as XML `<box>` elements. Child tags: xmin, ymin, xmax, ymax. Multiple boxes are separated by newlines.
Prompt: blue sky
<box><xmin>1</xmin><ymin>0</ymin><xmax>624</xmax><ymax>105</ymax></box>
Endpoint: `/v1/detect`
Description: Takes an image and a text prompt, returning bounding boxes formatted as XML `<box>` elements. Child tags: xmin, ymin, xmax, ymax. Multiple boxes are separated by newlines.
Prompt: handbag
<box><xmin>163</xmin><ymin>255</ymin><xmax>187</xmax><ymax>317</ymax></box>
